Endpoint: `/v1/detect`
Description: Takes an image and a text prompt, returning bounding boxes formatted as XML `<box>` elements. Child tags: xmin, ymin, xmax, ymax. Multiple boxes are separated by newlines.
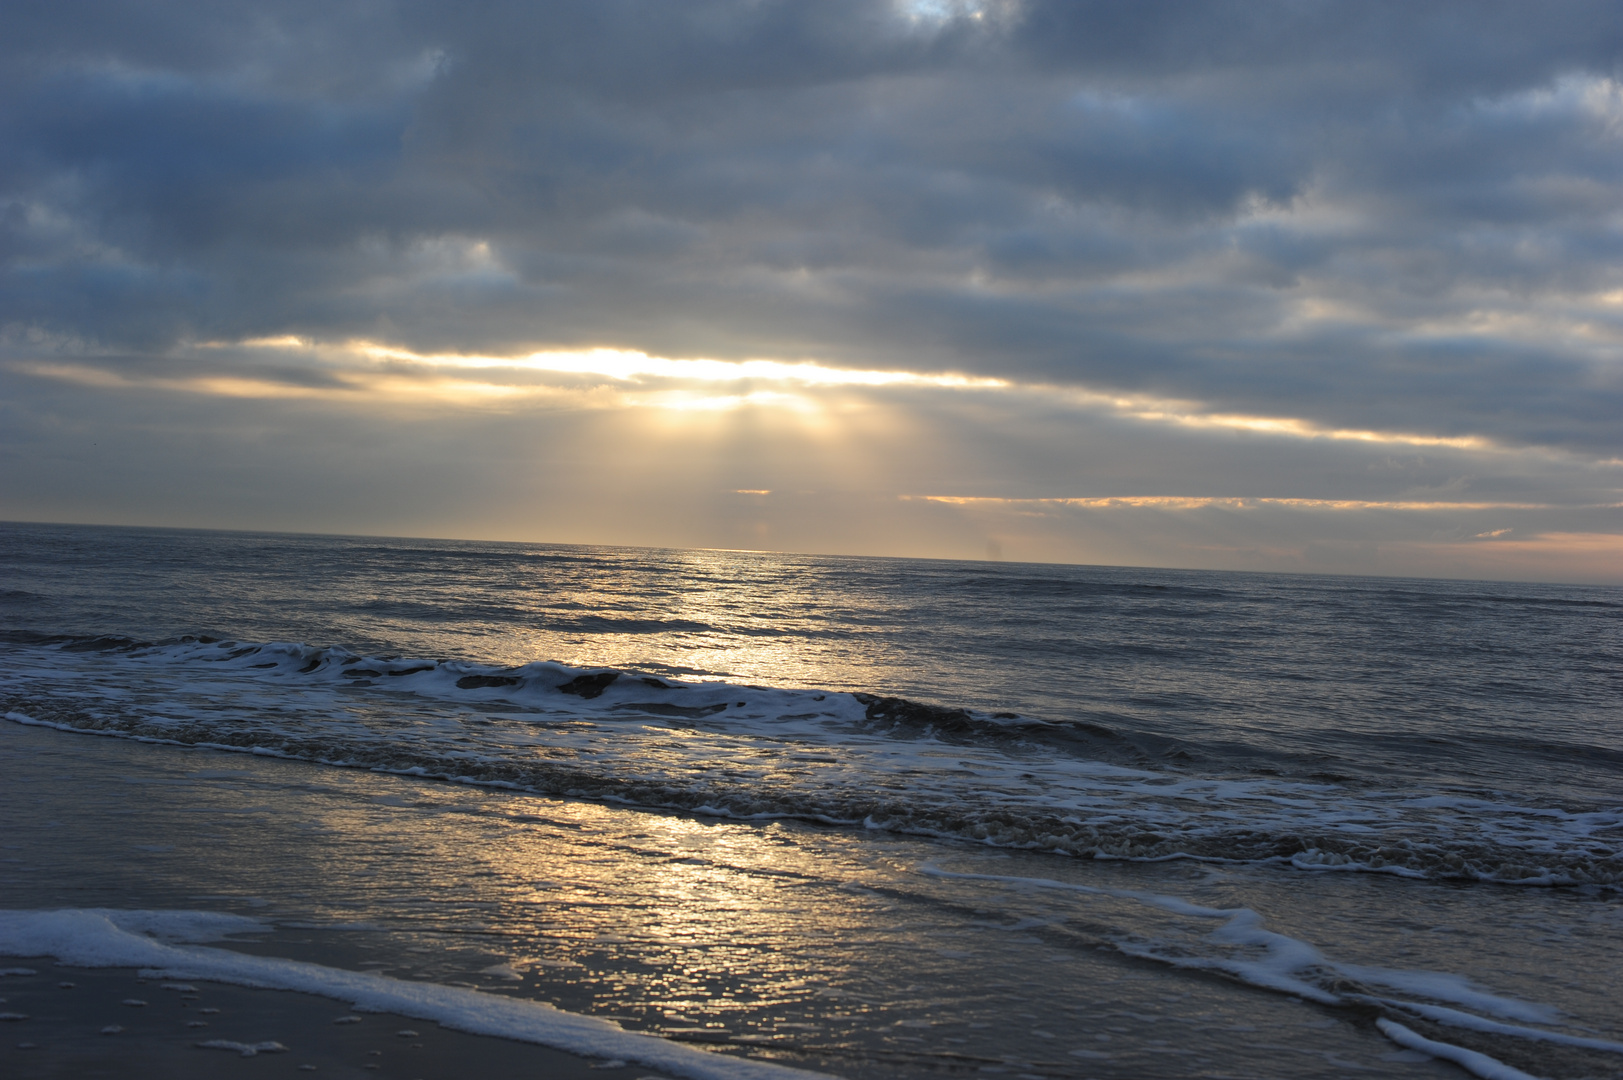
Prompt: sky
<box><xmin>3</xmin><ymin>0</ymin><xmax>1621</xmax><ymax>583</ymax></box>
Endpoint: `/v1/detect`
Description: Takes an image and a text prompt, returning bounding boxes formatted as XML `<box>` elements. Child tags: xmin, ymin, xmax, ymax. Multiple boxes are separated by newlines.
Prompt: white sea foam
<box><xmin>917</xmin><ymin>863</ymin><xmax>1617</xmax><ymax>1059</ymax></box>
<box><xmin>1376</xmin><ymin>1019</ymin><xmax>1542</xmax><ymax>1080</ymax></box>
<box><xmin>3</xmin><ymin>635</ymin><xmax>1620</xmax><ymax>887</ymax></box>
<box><xmin>1341</xmin><ymin>966</ymin><xmax>1557</xmax><ymax>1024</ymax></box>
<box><xmin>0</xmin><ymin>908</ymin><xmax>822</xmax><ymax>1080</ymax></box>
<box><xmin>1375</xmin><ymin>1000</ymin><xmax>1623</xmax><ymax>1054</ymax></box>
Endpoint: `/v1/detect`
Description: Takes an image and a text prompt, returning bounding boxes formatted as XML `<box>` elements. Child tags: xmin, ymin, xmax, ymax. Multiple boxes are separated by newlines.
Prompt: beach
<box><xmin>5</xmin><ymin>715</ymin><xmax>1619</xmax><ymax>1080</ymax></box>
<box><xmin>2</xmin><ymin>524</ymin><xmax>1621</xmax><ymax>1079</ymax></box>
<box><xmin>9</xmin><ymin>3</ymin><xmax>1623</xmax><ymax>1076</ymax></box>
<box><xmin>1</xmin><ymin>965</ymin><xmax>662</xmax><ymax>1079</ymax></box>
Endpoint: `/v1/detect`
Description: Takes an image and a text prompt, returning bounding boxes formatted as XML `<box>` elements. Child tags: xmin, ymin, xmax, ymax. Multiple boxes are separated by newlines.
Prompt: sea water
<box><xmin>0</xmin><ymin>522</ymin><xmax>1619</xmax><ymax>1079</ymax></box>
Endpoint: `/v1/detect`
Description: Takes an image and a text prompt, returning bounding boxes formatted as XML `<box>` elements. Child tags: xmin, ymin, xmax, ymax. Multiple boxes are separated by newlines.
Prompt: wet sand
<box><xmin>0</xmin><ymin>966</ymin><xmax>659</xmax><ymax>1079</ymax></box>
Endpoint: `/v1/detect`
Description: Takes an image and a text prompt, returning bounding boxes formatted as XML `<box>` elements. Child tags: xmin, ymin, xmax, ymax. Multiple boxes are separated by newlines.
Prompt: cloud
<box><xmin>2</xmin><ymin>1</ymin><xmax>1621</xmax><ymax>579</ymax></box>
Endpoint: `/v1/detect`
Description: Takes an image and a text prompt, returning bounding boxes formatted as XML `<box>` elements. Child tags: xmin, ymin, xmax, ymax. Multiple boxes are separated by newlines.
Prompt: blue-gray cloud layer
<box><xmin>4</xmin><ymin>0</ymin><xmax>1623</xmax><ymax>452</ymax></box>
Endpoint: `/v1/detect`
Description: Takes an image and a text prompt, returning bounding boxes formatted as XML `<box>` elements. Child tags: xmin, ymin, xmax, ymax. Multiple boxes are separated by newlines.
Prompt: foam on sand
<box><xmin>1374</xmin><ymin>1000</ymin><xmax>1623</xmax><ymax>1054</ymax></box>
<box><xmin>1376</xmin><ymin>1019</ymin><xmax>1542</xmax><ymax>1080</ymax></box>
<box><xmin>918</xmin><ymin>863</ymin><xmax>1618</xmax><ymax>1076</ymax></box>
<box><xmin>0</xmin><ymin>909</ymin><xmax>823</xmax><ymax>1080</ymax></box>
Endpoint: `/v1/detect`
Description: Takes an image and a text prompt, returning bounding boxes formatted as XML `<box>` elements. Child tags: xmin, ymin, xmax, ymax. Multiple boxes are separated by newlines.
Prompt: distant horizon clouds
<box><xmin>3</xmin><ymin>0</ymin><xmax>1621</xmax><ymax>582</ymax></box>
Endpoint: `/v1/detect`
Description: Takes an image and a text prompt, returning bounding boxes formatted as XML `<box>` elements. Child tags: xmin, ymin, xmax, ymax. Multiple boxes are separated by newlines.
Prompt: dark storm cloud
<box><xmin>4</xmin><ymin>0</ymin><xmax>1623</xmax><ymax>450</ymax></box>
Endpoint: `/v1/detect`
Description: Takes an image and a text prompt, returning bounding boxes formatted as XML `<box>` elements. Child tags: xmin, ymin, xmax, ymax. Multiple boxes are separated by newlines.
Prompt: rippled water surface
<box><xmin>1</xmin><ymin>522</ymin><xmax>1620</xmax><ymax>1079</ymax></box>
<box><xmin>4</xmin><ymin>523</ymin><xmax>1619</xmax><ymax>798</ymax></box>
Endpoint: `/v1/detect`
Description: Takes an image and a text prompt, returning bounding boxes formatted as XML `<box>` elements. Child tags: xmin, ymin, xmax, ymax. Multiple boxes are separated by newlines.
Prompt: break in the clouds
<box><xmin>2</xmin><ymin>1</ymin><xmax>1621</xmax><ymax>581</ymax></box>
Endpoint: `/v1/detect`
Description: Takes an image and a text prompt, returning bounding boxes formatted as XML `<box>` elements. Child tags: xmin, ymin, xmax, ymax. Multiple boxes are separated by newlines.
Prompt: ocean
<box><xmin>1</xmin><ymin>521</ymin><xmax>1620</xmax><ymax>1079</ymax></box>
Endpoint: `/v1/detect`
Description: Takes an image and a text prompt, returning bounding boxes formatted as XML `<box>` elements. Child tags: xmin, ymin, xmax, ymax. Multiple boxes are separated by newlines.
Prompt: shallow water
<box><xmin>16</xmin><ymin>721</ymin><xmax>1607</xmax><ymax>1080</ymax></box>
<box><xmin>1</xmin><ymin>522</ymin><xmax>1620</xmax><ymax>1078</ymax></box>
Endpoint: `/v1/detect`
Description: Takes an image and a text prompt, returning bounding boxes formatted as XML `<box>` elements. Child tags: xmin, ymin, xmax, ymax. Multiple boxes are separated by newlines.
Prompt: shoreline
<box><xmin>0</xmin><ymin>965</ymin><xmax>660</xmax><ymax>1079</ymax></box>
<box><xmin>4</xmin><ymin>705</ymin><xmax>1615</xmax><ymax>1080</ymax></box>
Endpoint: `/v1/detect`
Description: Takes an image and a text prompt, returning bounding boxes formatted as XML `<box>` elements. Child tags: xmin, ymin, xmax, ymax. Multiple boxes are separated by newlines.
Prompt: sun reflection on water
<box><xmin>8</xmin><ymin>716</ymin><xmax>1623</xmax><ymax>1079</ymax></box>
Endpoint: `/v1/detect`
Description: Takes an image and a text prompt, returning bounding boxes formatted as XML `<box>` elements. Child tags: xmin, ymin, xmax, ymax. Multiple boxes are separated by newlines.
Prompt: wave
<box><xmin>2</xmin><ymin>634</ymin><xmax>1619</xmax><ymax>889</ymax></box>
<box><xmin>918</xmin><ymin>865</ymin><xmax>1622</xmax><ymax>1080</ymax></box>
<box><xmin>0</xmin><ymin>908</ymin><xmax>818</xmax><ymax>1080</ymax></box>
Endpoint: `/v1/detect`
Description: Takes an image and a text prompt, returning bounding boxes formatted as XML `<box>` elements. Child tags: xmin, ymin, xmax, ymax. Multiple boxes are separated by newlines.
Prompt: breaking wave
<box><xmin>3</xmin><ymin>634</ymin><xmax>1620</xmax><ymax>888</ymax></box>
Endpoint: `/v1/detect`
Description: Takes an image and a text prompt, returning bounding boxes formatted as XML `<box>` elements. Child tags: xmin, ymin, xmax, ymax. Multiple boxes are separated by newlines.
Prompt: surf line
<box><xmin>916</xmin><ymin>864</ymin><xmax>1597</xmax><ymax>1080</ymax></box>
<box><xmin>0</xmin><ymin>909</ymin><xmax>823</xmax><ymax>1080</ymax></box>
